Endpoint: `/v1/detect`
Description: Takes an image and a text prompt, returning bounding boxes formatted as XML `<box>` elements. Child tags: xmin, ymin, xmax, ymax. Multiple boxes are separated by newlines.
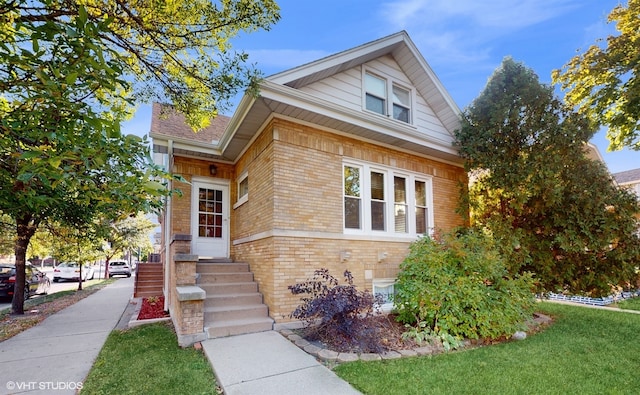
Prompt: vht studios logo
<box><xmin>6</xmin><ymin>381</ymin><xmax>83</xmax><ymax>391</ymax></box>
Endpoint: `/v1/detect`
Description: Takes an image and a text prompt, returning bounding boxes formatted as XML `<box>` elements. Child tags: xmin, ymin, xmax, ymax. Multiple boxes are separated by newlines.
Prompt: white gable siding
<box><xmin>299</xmin><ymin>55</ymin><xmax>453</xmax><ymax>146</ymax></box>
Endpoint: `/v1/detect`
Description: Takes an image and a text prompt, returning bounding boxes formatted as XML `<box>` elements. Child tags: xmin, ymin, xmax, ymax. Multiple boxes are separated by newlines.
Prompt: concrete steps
<box><xmin>134</xmin><ymin>263</ymin><xmax>163</xmax><ymax>298</ymax></box>
<box><xmin>197</xmin><ymin>261</ymin><xmax>273</xmax><ymax>338</ymax></box>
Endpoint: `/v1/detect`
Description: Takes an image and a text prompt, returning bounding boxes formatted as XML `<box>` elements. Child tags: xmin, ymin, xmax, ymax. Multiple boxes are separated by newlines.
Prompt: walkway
<box><xmin>202</xmin><ymin>331</ymin><xmax>362</xmax><ymax>395</ymax></box>
<box><xmin>0</xmin><ymin>277</ymin><xmax>134</xmax><ymax>395</ymax></box>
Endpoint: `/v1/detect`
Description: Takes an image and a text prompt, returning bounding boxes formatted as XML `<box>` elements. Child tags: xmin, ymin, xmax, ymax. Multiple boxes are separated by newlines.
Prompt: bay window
<box><xmin>343</xmin><ymin>161</ymin><xmax>432</xmax><ymax>236</ymax></box>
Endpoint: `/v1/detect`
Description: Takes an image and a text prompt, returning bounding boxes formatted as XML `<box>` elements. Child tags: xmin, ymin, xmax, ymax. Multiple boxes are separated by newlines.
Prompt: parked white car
<box><xmin>108</xmin><ymin>260</ymin><xmax>132</xmax><ymax>278</ymax></box>
<box><xmin>53</xmin><ymin>262</ymin><xmax>95</xmax><ymax>282</ymax></box>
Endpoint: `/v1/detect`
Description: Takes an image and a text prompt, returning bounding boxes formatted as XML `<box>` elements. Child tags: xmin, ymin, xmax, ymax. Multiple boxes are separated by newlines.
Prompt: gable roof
<box><xmin>613</xmin><ymin>168</ymin><xmax>640</xmax><ymax>185</ymax></box>
<box><xmin>151</xmin><ymin>31</ymin><xmax>463</xmax><ymax>165</ymax></box>
<box><xmin>268</xmin><ymin>31</ymin><xmax>461</xmax><ymax>133</ymax></box>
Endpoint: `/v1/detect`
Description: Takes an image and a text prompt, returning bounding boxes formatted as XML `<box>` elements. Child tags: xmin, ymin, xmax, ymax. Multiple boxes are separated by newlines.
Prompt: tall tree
<box><xmin>553</xmin><ymin>0</ymin><xmax>640</xmax><ymax>151</ymax></box>
<box><xmin>97</xmin><ymin>213</ymin><xmax>155</xmax><ymax>276</ymax></box>
<box><xmin>455</xmin><ymin>58</ymin><xmax>640</xmax><ymax>296</ymax></box>
<box><xmin>1</xmin><ymin>0</ymin><xmax>279</xmax><ymax>314</ymax></box>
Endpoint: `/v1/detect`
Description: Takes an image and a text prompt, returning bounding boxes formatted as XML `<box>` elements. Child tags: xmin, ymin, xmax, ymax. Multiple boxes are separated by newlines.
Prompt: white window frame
<box><xmin>343</xmin><ymin>160</ymin><xmax>434</xmax><ymax>237</ymax></box>
<box><xmin>233</xmin><ymin>171</ymin><xmax>249</xmax><ymax>209</ymax></box>
<box><xmin>362</xmin><ymin>67</ymin><xmax>414</xmax><ymax>125</ymax></box>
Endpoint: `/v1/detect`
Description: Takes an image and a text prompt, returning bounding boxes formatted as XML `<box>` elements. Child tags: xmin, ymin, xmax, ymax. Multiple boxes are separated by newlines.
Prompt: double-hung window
<box><xmin>370</xmin><ymin>171</ymin><xmax>386</xmax><ymax>231</ymax></box>
<box><xmin>364</xmin><ymin>70</ymin><xmax>413</xmax><ymax>124</ymax></box>
<box><xmin>365</xmin><ymin>73</ymin><xmax>387</xmax><ymax>116</ymax></box>
<box><xmin>234</xmin><ymin>171</ymin><xmax>249</xmax><ymax>209</ymax></box>
<box><xmin>344</xmin><ymin>165</ymin><xmax>362</xmax><ymax>229</ymax></box>
<box><xmin>343</xmin><ymin>161</ymin><xmax>432</xmax><ymax>236</ymax></box>
<box><xmin>415</xmin><ymin>180</ymin><xmax>428</xmax><ymax>234</ymax></box>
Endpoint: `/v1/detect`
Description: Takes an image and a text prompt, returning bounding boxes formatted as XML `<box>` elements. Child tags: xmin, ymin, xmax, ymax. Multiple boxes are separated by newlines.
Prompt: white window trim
<box><xmin>343</xmin><ymin>160</ymin><xmax>434</xmax><ymax>238</ymax></box>
<box><xmin>233</xmin><ymin>171</ymin><xmax>248</xmax><ymax>209</ymax></box>
<box><xmin>362</xmin><ymin>67</ymin><xmax>415</xmax><ymax>125</ymax></box>
<box><xmin>372</xmin><ymin>278</ymin><xmax>396</xmax><ymax>313</ymax></box>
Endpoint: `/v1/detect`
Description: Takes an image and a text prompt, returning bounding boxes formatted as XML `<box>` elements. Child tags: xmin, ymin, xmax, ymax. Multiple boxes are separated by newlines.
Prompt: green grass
<box><xmin>81</xmin><ymin>322</ymin><xmax>218</xmax><ymax>395</ymax></box>
<box><xmin>615</xmin><ymin>297</ymin><xmax>640</xmax><ymax>311</ymax></box>
<box><xmin>0</xmin><ymin>278</ymin><xmax>115</xmax><ymax>315</ymax></box>
<box><xmin>334</xmin><ymin>302</ymin><xmax>640</xmax><ymax>394</ymax></box>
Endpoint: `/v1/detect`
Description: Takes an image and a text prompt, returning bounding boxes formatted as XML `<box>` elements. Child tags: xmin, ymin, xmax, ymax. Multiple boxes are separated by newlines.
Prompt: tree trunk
<box><xmin>77</xmin><ymin>264</ymin><xmax>83</xmax><ymax>291</ymax></box>
<box><xmin>12</xmin><ymin>214</ymin><xmax>38</xmax><ymax>315</ymax></box>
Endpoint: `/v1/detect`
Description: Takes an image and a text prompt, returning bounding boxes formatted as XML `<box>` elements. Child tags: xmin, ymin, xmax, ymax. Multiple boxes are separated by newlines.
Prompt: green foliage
<box><xmin>0</xmin><ymin>0</ymin><xmax>279</xmax><ymax>314</ymax></box>
<box><xmin>394</xmin><ymin>231</ymin><xmax>536</xmax><ymax>341</ymax></box>
<box><xmin>455</xmin><ymin>58</ymin><xmax>640</xmax><ymax>296</ymax></box>
<box><xmin>401</xmin><ymin>321</ymin><xmax>464</xmax><ymax>352</ymax></box>
<box><xmin>553</xmin><ymin>0</ymin><xmax>640</xmax><ymax>151</ymax></box>
<box><xmin>288</xmin><ymin>269</ymin><xmax>387</xmax><ymax>353</ymax></box>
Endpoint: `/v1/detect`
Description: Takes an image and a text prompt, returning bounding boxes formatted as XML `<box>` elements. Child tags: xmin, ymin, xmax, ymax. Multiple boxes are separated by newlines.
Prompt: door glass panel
<box><xmin>198</xmin><ymin>187</ymin><xmax>223</xmax><ymax>238</ymax></box>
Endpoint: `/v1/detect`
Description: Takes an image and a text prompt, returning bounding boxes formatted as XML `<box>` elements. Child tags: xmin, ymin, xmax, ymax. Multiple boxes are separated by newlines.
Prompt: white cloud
<box><xmin>378</xmin><ymin>0</ymin><xmax>582</xmax><ymax>70</ymax></box>
<box><xmin>382</xmin><ymin>0</ymin><xmax>580</xmax><ymax>30</ymax></box>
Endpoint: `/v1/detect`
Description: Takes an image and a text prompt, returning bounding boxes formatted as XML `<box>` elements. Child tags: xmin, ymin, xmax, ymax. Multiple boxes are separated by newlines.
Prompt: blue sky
<box><xmin>123</xmin><ymin>0</ymin><xmax>637</xmax><ymax>174</ymax></box>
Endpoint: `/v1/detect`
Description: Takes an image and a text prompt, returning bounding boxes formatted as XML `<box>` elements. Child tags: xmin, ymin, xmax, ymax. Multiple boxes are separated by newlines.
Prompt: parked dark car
<box><xmin>0</xmin><ymin>264</ymin><xmax>51</xmax><ymax>300</ymax></box>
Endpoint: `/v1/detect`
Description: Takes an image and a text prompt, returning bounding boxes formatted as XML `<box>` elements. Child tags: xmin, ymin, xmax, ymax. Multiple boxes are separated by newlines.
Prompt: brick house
<box><xmin>150</xmin><ymin>31</ymin><xmax>468</xmax><ymax>345</ymax></box>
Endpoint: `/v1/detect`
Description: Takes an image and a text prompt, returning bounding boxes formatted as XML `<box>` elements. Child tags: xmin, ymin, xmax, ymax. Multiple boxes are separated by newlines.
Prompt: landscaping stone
<box><xmin>288</xmin><ymin>334</ymin><xmax>303</xmax><ymax>342</ymax></box>
<box><xmin>398</xmin><ymin>349</ymin><xmax>418</xmax><ymax>357</ymax></box>
<box><xmin>414</xmin><ymin>346</ymin><xmax>434</xmax><ymax>355</ymax></box>
<box><xmin>359</xmin><ymin>353</ymin><xmax>382</xmax><ymax>361</ymax></box>
<box><xmin>512</xmin><ymin>331</ymin><xmax>527</xmax><ymax>340</ymax></box>
<box><xmin>294</xmin><ymin>338</ymin><xmax>310</xmax><ymax>347</ymax></box>
<box><xmin>318</xmin><ymin>349</ymin><xmax>339</xmax><ymax>362</ymax></box>
<box><xmin>381</xmin><ymin>350</ymin><xmax>402</xmax><ymax>360</ymax></box>
<box><xmin>303</xmin><ymin>344</ymin><xmax>322</xmax><ymax>356</ymax></box>
<box><xmin>337</xmin><ymin>353</ymin><xmax>359</xmax><ymax>363</ymax></box>
<box><xmin>280</xmin><ymin>329</ymin><xmax>294</xmax><ymax>337</ymax></box>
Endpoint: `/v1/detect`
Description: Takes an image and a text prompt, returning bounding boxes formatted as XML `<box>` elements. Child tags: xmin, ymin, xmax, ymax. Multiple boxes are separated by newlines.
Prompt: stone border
<box><xmin>280</xmin><ymin>313</ymin><xmax>553</xmax><ymax>364</ymax></box>
<box><xmin>127</xmin><ymin>297</ymin><xmax>172</xmax><ymax>328</ymax></box>
<box><xmin>279</xmin><ymin>329</ymin><xmax>448</xmax><ymax>363</ymax></box>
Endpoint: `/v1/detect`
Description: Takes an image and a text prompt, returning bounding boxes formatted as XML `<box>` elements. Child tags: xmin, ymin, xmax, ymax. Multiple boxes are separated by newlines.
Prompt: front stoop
<box><xmin>197</xmin><ymin>260</ymin><xmax>273</xmax><ymax>338</ymax></box>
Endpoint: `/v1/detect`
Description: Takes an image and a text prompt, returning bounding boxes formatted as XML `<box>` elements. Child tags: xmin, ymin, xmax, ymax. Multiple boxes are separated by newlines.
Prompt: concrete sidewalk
<box><xmin>0</xmin><ymin>277</ymin><xmax>134</xmax><ymax>395</ymax></box>
<box><xmin>202</xmin><ymin>331</ymin><xmax>362</xmax><ymax>395</ymax></box>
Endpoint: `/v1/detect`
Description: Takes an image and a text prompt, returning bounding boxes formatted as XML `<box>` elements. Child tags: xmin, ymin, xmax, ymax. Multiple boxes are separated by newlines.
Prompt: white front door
<box><xmin>191</xmin><ymin>180</ymin><xmax>229</xmax><ymax>258</ymax></box>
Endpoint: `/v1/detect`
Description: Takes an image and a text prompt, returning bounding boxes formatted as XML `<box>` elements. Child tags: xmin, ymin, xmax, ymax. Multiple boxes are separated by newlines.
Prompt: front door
<box><xmin>191</xmin><ymin>180</ymin><xmax>229</xmax><ymax>258</ymax></box>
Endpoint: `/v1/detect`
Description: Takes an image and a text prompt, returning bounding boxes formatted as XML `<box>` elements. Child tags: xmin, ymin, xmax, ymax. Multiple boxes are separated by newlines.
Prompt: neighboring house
<box><xmin>613</xmin><ymin>168</ymin><xmax>640</xmax><ymax>198</ymax></box>
<box><xmin>150</xmin><ymin>31</ymin><xmax>468</xmax><ymax>345</ymax></box>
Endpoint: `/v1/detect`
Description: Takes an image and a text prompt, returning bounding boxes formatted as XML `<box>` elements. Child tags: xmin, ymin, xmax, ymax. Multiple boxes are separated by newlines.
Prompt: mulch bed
<box><xmin>137</xmin><ymin>296</ymin><xmax>169</xmax><ymax>320</ymax></box>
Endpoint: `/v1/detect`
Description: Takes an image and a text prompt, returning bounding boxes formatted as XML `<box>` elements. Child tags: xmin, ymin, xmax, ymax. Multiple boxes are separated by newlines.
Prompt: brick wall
<box><xmin>232</xmin><ymin>117</ymin><xmax>468</xmax><ymax>322</ymax></box>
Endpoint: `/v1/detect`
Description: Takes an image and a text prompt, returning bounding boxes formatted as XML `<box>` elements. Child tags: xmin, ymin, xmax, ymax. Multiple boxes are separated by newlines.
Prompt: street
<box><xmin>0</xmin><ymin>265</ymin><xmax>114</xmax><ymax>311</ymax></box>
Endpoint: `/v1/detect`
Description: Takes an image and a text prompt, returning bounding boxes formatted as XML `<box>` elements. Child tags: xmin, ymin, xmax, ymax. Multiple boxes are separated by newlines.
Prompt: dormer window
<box><xmin>364</xmin><ymin>70</ymin><xmax>412</xmax><ymax>124</ymax></box>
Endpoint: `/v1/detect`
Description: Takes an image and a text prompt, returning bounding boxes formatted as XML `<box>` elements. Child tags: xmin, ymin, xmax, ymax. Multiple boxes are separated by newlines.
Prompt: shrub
<box><xmin>288</xmin><ymin>268</ymin><xmax>386</xmax><ymax>353</ymax></box>
<box><xmin>394</xmin><ymin>230</ymin><xmax>536</xmax><ymax>341</ymax></box>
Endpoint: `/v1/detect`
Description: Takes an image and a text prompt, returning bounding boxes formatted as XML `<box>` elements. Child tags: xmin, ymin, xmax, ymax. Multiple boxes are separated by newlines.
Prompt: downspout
<box><xmin>163</xmin><ymin>140</ymin><xmax>173</xmax><ymax>311</ymax></box>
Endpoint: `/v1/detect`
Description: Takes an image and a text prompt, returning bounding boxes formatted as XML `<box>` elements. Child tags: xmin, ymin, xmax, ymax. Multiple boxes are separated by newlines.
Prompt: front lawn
<box><xmin>335</xmin><ymin>302</ymin><xmax>640</xmax><ymax>394</ymax></box>
<box><xmin>615</xmin><ymin>296</ymin><xmax>640</xmax><ymax>311</ymax></box>
<box><xmin>81</xmin><ymin>322</ymin><xmax>218</xmax><ymax>395</ymax></box>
